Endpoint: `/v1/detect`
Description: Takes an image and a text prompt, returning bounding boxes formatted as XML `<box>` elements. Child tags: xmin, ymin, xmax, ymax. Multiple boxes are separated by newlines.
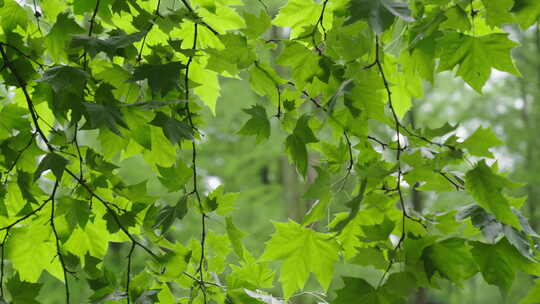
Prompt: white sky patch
<box><xmin>514</xmin><ymin>98</ymin><xmax>525</xmax><ymax>110</ymax></box>
<box><xmin>205</xmin><ymin>176</ymin><xmax>222</xmax><ymax>192</ymax></box>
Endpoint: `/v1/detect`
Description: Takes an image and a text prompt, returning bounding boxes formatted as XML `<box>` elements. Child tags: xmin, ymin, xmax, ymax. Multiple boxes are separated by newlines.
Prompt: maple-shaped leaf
<box><xmin>272</xmin><ymin>0</ymin><xmax>321</xmax><ymax>37</ymax></box>
<box><xmin>6</xmin><ymin>274</ymin><xmax>42</xmax><ymax>304</ymax></box>
<box><xmin>471</xmin><ymin>240</ymin><xmax>516</xmax><ymax>296</ymax></box>
<box><xmin>152</xmin><ymin>196</ymin><xmax>188</xmax><ymax>235</ymax></box>
<box><xmin>70</xmin><ymin>31</ymin><xmax>144</xmax><ymax>58</ymax></box>
<box><xmin>511</xmin><ymin>0</ymin><xmax>540</xmax><ymax>29</ymax></box>
<box><xmin>150</xmin><ymin>112</ymin><xmax>193</xmax><ymax>145</ymax></box>
<box><xmin>347</xmin><ymin>0</ymin><xmax>414</xmax><ymax>33</ymax></box>
<box><xmin>260</xmin><ymin>221</ymin><xmax>339</xmax><ymax>297</ymax></box>
<box><xmin>424</xmin><ymin>238</ymin><xmax>478</xmax><ymax>282</ymax></box>
<box><xmin>286</xmin><ymin>115</ymin><xmax>318</xmax><ymax>177</ymax></box>
<box><xmin>156</xmin><ymin>161</ymin><xmax>192</xmax><ymax>192</ymax></box>
<box><xmin>237</xmin><ymin>105</ymin><xmax>270</xmax><ymax>142</ymax></box>
<box><xmin>37</xmin><ymin>65</ymin><xmax>89</xmax><ymax>93</ymax></box>
<box><xmin>34</xmin><ymin>153</ymin><xmax>69</xmax><ymax>181</ymax></box>
<box><xmin>132</xmin><ymin>62</ymin><xmax>186</xmax><ymax>95</ymax></box>
<box><xmin>458</xmin><ymin>127</ymin><xmax>504</xmax><ymax>157</ymax></box>
<box><xmin>82</xmin><ymin>102</ymin><xmax>129</xmax><ymax>136</ymax></box>
<box><xmin>482</xmin><ymin>0</ymin><xmax>515</xmax><ymax>27</ymax></box>
<box><xmin>44</xmin><ymin>13</ymin><xmax>85</xmax><ymax>59</ymax></box>
<box><xmin>437</xmin><ymin>32</ymin><xmax>520</xmax><ymax>93</ymax></box>
<box><xmin>465</xmin><ymin>161</ymin><xmax>521</xmax><ymax>228</ymax></box>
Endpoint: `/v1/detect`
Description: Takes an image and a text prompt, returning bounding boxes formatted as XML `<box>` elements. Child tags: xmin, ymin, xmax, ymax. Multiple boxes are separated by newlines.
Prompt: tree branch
<box><xmin>182</xmin><ymin>22</ymin><xmax>208</xmax><ymax>304</ymax></box>
<box><xmin>49</xmin><ymin>180</ymin><xmax>71</xmax><ymax>304</ymax></box>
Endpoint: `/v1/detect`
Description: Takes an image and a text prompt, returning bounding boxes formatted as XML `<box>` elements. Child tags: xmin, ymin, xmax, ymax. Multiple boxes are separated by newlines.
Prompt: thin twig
<box><xmin>32</xmin><ymin>0</ymin><xmax>42</xmax><ymax>34</ymax></box>
<box><xmin>126</xmin><ymin>241</ymin><xmax>136</xmax><ymax>304</ymax></box>
<box><xmin>2</xmin><ymin>132</ymin><xmax>37</xmax><ymax>184</ymax></box>
<box><xmin>0</xmin><ymin>231</ymin><xmax>9</xmax><ymax>298</ymax></box>
<box><xmin>1</xmin><ymin>43</ymin><xmax>45</xmax><ymax>69</ymax></box>
<box><xmin>182</xmin><ymin>22</ymin><xmax>207</xmax><ymax>304</ymax></box>
<box><xmin>137</xmin><ymin>0</ymin><xmax>161</xmax><ymax>62</ymax></box>
<box><xmin>374</xmin><ymin>36</ymin><xmax>407</xmax><ymax>288</ymax></box>
<box><xmin>49</xmin><ymin>180</ymin><xmax>71</xmax><ymax>304</ymax></box>
<box><xmin>179</xmin><ymin>0</ymin><xmax>219</xmax><ymax>36</ymax></box>
<box><xmin>84</xmin><ymin>0</ymin><xmax>101</xmax><ymax>69</ymax></box>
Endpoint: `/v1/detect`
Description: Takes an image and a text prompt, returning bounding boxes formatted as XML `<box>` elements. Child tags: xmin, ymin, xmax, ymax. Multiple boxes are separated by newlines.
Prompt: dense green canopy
<box><xmin>0</xmin><ymin>0</ymin><xmax>539</xmax><ymax>303</ymax></box>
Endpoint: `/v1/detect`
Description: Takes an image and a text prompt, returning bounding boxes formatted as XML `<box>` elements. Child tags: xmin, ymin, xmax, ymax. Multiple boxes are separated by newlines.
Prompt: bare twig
<box><xmin>126</xmin><ymin>241</ymin><xmax>136</xmax><ymax>304</ymax></box>
<box><xmin>179</xmin><ymin>0</ymin><xmax>219</xmax><ymax>36</ymax></box>
<box><xmin>137</xmin><ymin>0</ymin><xmax>162</xmax><ymax>62</ymax></box>
<box><xmin>2</xmin><ymin>132</ymin><xmax>37</xmax><ymax>184</ymax></box>
<box><xmin>373</xmin><ymin>36</ymin><xmax>407</xmax><ymax>288</ymax></box>
<box><xmin>182</xmin><ymin>22</ymin><xmax>208</xmax><ymax>304</ymax></box>
<box><xmin>49</xmin><ymin>180</ymin><xmax>71</xmax><ymax>304</ymax></box>
<box><xmin>0</xmin><ymin>231</ymin><xmax>8</xmax><ymax>298</ymax></box>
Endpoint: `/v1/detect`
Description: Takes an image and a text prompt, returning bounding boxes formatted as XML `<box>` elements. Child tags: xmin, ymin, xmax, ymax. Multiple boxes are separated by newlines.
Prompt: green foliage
<box><xmin>0</xmin><ymin>0</ymin><xmax>539</xmax><ymax>303</ymax></box>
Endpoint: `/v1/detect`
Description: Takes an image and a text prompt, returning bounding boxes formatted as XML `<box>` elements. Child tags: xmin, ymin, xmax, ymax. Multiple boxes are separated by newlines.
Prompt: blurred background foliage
<box><xmin>25</xmin><ymin>0</ymin><xmax>540</xmax><ymax>303</ymax></box>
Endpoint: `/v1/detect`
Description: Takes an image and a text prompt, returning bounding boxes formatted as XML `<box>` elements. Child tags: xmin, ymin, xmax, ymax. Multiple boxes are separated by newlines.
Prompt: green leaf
<box><xmin>237</xmin><ymin>105</ymin><xmax>271</xmax><ymax>142</ymax></box>
<box><xmin>465</xmin><ymin>161</ymin><xmax>521</xmax><ymax>228</ymax></box>
<box><xmin>331</xmin><ymin>178</ymin><xmax>368</xmax><ymax>234</ymax></box>
<box><xmin>260</xmin><ymin>221</ymin><xmax>339</xmax><ymax>297</ymax></box>
<box><xmin>226</xmin><ymin>217</ymin><xmax>245</xmax><ymax>260</ymax></box>
<box><xmin>482</xmin><ymin>0</ymin><xmax>515</xmax><ymax>27</ymax></box>
<box><xmin>6</xmin><ymin>274</ymin><xmax>42</xmax><ymax>304</ymax></box>
<box><xmin>152</xmin><ymin>196</ymin><xmax>188</xmax><ymax>234</ymax></box>
<box><xmin>273</xmin><ymin>0</ymin><xmax>322</xmax><ymax>37</ymax></box>
<box><xmin>44</xmin><ymin>13</ymin><xmax>85</xmax><ymax>59</ymax></box>
<box><xmin>334</xmin><ymin>277</ymin><xmax>391</xmax><ymax>304</ymax></box>
<box><xmin>471</xmin><ymin>240</ymin><xmax>516</xmax><ymax>296</ymax></box>
<box><xmin>458</xmin><ymin>127</ymin><xmax>504</xmax><ymax>157</ymax></box>
<box><xmin>521</xmin><ymin>279</ymin><xmax>540</xmax><ymax>304</ymax></box>
<box><xmin>511</xmin><ymin>0</ymin><xmax>540</xmax><ymax>29</ymax></box>
<box><xmin>348</xmin><ymin>0</ymin><xmax>414</xmax><ymax>33</ymax></box>
<box><xmin>70</xmin><ymin>31</ymin><xmax>145</xmax><ymax>59</ymax></box>
<box><xmin>149</xmin><ymin>112</ymin><xmax>194</xmax><ymax>145</ymax></box>
<box><xmin>456</xmin><ymin>204</ymin><xmax>503</xmax><ymax>242</ymax></box>
<box><xmin>156</xmin><ymin>161</ymin><xmax>192</xmax><ymax>192</ymax></box>
<box><xmin>285</xmin><ymin>115</ymin><xmax>318</xmax><ymax>177</ymax></box>
<box><xmin>0</xmin><ymin>0</ymin><xmax>28</xmax><ymax>31</ymax></box>
<box><xmin>438</xmin><ymin>32</ymin><xmax>520</xmax><ymax>93</ymax></box>
<box><xmin>503</xmin><ymin>225</ymin><xmax>535</xmax><ymax>261</ymax></box>
<box><xmin>132</xmin><ymin>62</ymin><xmax>186</xmax><ymax>95</ymax></box>
<box><xmin>424</xmin><ymin>238</ymin><xmax>478</xmax><ymax>282</ymax></box>
<box><xmin>82</xmin><ymin>102</ymin><xmax>129</xmax><ymax>136</ymax></box>
<box><xmin>34</xmin><ymin>153</ymin><xmax>69</xmax><ymax>181</ymax></box>
<box><xmin>37</xmin><ymin>65</ymin><xmax>89</xmax><ymax>94</ymax></box>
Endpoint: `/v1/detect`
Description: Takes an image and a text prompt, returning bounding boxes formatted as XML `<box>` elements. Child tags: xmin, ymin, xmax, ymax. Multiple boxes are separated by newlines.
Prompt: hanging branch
<box><xmin>49</xmin><ymin>180</ymin><xmax>72</xmax><ymax>304</ymax></box>
<box><xmin>373</xmin><ymin>36</ymin><xmax>409</xmax><ymax>288</ymax></box>
<box><xmin>182</xmin><ymin>22</ymin><xmax>208</xmax><ymax>304</ymax></box>
<box><xmin>126</xmin><ymin>241</ymin><xmax>136</xmax><ymax>304</ymax></box>
<box><xmin>0</xmin><ymin>231</ymin><xmax>8</xmax><ymax>298</ymax></box>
